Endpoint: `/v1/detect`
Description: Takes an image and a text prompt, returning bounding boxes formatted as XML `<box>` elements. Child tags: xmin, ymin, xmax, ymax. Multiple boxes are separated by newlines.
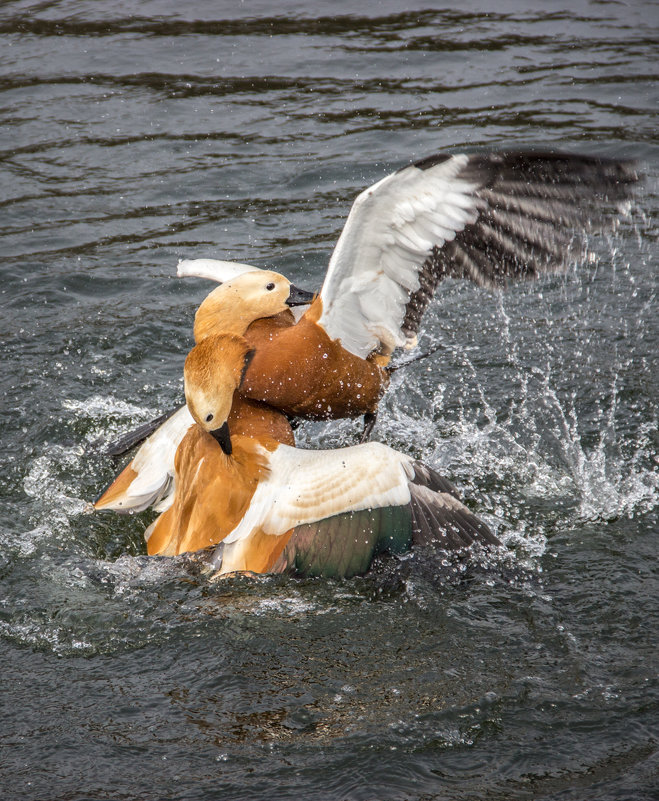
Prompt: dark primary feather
<box><xmin>104</xmin><ymin>405</ymin><xmax>182</xmax><ymax>457</ymax></box>
<box><xmin>409</xmin><ymin>485</ymin><xmax>497</xmax><ymax>550</ymax></box>
<box><xmin>408</xmin><ymin>460</ymin><xmax>500</xmax><ymax>549</ymax></box>
<box><xmin>401</xmin><ymin>151</ymin><xmax>639</xmax><ymax>339</ymax></box>
<box><xmin>407</xmin><ymin>459</ymin><xmax>461</xmax><ymax>498</ymax></box>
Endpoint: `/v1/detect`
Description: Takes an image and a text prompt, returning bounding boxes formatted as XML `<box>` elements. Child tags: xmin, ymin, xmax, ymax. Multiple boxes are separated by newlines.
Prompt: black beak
<box><xmin>285</xmin><ymin>284</ymin><xmax>315</xmax><ymax>307</ymax></box>
<box><xmin>210</xmin><ymin>421</ymin><xmax>232</xmax><ymax>455</ymax></box>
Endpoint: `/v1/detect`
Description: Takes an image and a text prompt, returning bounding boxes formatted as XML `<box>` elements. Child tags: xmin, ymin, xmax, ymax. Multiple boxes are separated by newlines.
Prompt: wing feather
<box><xmin>407</xmin><ymin>460</ymin><xmax>500</xmax><ymax>548</ymax></box>
<box><xmin>222</xmin><ymin>441</ymin><xmax>413</xmax><ymax>544</ymax></box>
<box><xmin>220</xmin><ymin>444</ymin><xmax>499</xmax><ymax>552</ymax></box>
<box><xmin>316</xmin><ymin>151</ymin><xmax>638</xmax><ymax>359</ymax></box>
<box><xmin>94</xmin><ymin>406</ymin><xmax>194</xmax><ymax>513</ymax></box>
<box><xmin>103</xmin><ymin>405</ymin><xmax>182</xmax><ymax>458</ymax></box>
<box><xmin>212</xmin><ymin>449</ymin><xmax>498</xmax><ymax>576</ymax></box>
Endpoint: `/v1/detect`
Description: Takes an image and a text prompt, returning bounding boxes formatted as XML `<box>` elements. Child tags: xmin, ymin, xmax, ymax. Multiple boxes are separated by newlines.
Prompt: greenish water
<box><xmin>1</xmin><ymin>2</ymin><xmax>657</xmax><ymax>799</ymax></box>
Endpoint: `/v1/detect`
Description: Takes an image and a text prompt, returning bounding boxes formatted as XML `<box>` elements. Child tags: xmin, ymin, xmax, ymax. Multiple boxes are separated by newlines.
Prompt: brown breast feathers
<box><xmin>242</xmin><ymin>299</ymin><xmax>387</xmax><ymax>420</ymax></box>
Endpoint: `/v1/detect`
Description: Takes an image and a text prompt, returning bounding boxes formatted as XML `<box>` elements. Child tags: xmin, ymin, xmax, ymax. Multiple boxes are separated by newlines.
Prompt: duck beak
<box><xmin>286</xmin><ymin>284</ymin><xmax>315</xmax><ymax>307</ymax></box>
<box><xmin>210</xmin><ymin>421</ymin><xmax>232</xmax><ymax>455</ymax></box>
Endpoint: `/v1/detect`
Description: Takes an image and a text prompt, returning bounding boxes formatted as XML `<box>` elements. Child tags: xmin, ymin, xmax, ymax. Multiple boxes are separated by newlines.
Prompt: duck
<box><xmin>95</xmin><ymin>149</ymin><xmax>638</xmax><ymax>515</ymax></box>
<box><xmin>94</xmin><ymin>269</ymin><xmax>310</xmax><ymax>513</ymax></box>
<box><xmin>180</xmin><ymin>151</ymin><xmax>638</xmax><ymax>416</ymax></box>
<box><xmin>145</xmin><ymin>332</ymin><xmax>500</xmax><ymax>577</ymax></box>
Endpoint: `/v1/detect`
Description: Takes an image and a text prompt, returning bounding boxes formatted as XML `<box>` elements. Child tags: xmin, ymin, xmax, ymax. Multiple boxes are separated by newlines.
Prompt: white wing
<box><xmin>177</xmin><ymin>258</ymin><xmax>262</xmax><ymax>283</ymax></box>
<box><xmin>95</xmin><ymin>406</ymin><xmax>194</xmax><ymax>513</ymax></box>
<box><xmin>223</xmin><ymin>441</ymin><xmax>414</xmax><ymax>543</ymax></box>
<box><xmin>318</xmin><ymin>154</ymin><xmax>478</xmax><ymax>357</ymax></box>
<box><xmin>317</xmin><ymin>151</ymin><xmax>637</xmax><ymax>359</ymax></box>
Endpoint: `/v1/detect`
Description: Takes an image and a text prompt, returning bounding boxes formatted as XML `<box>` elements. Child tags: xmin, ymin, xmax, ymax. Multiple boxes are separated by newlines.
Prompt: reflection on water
<box><xmin>0</xmin><ymin>1</ymin><xmax>657</xmax><ymax>799</ymax></box>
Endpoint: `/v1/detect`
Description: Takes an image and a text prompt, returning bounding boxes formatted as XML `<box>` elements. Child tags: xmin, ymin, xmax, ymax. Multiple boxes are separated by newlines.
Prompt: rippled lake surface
<box><xmin>1</xmin><ymin>2</ymin><xmax>657</xmax><ymax>799</ymax></box>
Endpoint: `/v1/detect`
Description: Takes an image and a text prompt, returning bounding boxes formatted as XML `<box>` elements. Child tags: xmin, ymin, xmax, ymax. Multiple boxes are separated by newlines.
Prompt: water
<box><xmin>1</xmin><ymin>1</ymin><xmax>657</xmax><ymax>799</ymax></box>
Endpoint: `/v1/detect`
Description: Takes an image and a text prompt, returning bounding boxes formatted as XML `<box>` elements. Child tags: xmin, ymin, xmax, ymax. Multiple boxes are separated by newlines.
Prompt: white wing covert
<box><xmin>318</xmin><ymin>154</ymin><xmax>480</xmax><ymax>358</ymax></box>
<box><xmin>222</xmin><ymin>441</ymin><xmax>414</xmax><ymax>543</ymax></box>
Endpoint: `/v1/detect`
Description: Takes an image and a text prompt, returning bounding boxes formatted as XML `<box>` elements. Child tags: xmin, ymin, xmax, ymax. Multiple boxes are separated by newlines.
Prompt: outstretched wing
<box><xmin>317</xmin><ymin>151</ymin><xmax>638</xmax><ymax>359</ymax></box>
<box><xmin>223</xmin><ymin>441</ymin><xmax>412</xmax><ymax>543</ymax></box>
<box><xmin>215</xmin><ymin>442</ymin><xmax>498</xmax><ymax>577</ymax></box>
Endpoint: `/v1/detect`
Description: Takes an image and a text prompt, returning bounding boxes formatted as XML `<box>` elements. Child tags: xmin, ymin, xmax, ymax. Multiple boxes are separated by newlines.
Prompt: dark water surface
<box><xmin>1</xmin><ymin>1</ymin><xmax>657</xmax><ymax>799</ymax></box>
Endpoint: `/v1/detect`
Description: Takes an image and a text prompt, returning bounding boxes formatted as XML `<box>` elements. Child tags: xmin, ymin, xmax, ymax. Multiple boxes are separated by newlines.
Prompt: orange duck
<box><xmin>94</xmin><ymin>270</ymin><xmax>309</xmax><ymax>514</ymax></box>
<box><xmin>182</xmin><ymin>150</ymin><xmax>638</xmax><ymax>427</ymax></box>
<box><xmin>95</xmin><ymin>149</ymin><xmax>638</xmax><ymax>515</ymax></box>
<box><xmin>145</xmin><ymin>332</ymin><xmax>500</xmax><ymax>574</ymax></box>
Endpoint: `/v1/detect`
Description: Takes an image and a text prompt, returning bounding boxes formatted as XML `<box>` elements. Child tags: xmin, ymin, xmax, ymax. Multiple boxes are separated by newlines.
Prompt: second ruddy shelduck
<box><xmin>180</xmin><ymin>150</ymin><xmax>639</xmax><ymax>427</ymax></box>
<box><xmin>94</xmin><ymin>270</ymin><xmax>310</xmax><ymax>514</ymax></box>
<box><xmin>145</xmin><ymin>333</ymin><xmax>500</xmax><ymax>576</ymax></box>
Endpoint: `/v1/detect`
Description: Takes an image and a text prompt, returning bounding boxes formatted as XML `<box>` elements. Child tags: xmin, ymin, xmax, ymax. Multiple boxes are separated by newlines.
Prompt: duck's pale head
<box><xmin>193</xmin><ymin>269</ymin><xmax>314</xmax><ymax>342</ymax></box>
<box><xmin>184</xmin><ymin>334</ymin><xmax>255</xmax><ymax>455</ymax></box>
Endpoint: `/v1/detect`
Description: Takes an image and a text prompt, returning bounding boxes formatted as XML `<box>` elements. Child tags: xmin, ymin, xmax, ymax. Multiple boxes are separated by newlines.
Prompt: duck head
<box><xmin>193</xmin><ymin>269</ymin><xmax>314</xmax><ymax>342</ymax></box>
<box><xmin>184</xmin><ymin>334</ymin><xmax>256</xmax><ymax>455</ymax></box>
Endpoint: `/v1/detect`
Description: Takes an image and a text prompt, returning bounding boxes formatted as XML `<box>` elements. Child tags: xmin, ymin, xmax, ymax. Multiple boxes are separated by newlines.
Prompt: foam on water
<box><xmin>0</xmin><ymin>617</ymin><xmax>97</xmax><ymax>658</ymax></box>
<box><xmin>252</xmin><ymin>594</ymin><xmax>330</xmax><ymax>617</ymax></box>
<box><xmin>62</xmin><ymin>395</ymin><xmax>151</xmax><ymax>420</ymax></box>
<box><xmin>1</xmin><ymin>525</ymin><xmax>52</xmax><ymax>559</ymax></box>
<box><xmin>23</xmin><ymin>448</ymin><xmax>89</xmax><ymax>521</ymax></box>
<box><xmin>62</xmin><ymin>393</ymin><xmax>161</xmax><ymax>442</ymax></box>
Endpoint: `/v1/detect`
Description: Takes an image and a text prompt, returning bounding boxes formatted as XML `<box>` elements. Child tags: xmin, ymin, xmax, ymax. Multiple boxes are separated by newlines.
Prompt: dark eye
<box><xmin>205</xmin><ymin>413</ymin><xmax>214</xmax><ymax>423</ymax></box>
<box><xmin>266</xmin><ymin>282</ymin><xmax>275</xmax><ymax>291</ymax></box>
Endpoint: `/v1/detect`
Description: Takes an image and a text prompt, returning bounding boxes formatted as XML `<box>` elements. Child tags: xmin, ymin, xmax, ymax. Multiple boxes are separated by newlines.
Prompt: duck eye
<box><xmin>266</xmin><ymin>282</ymin><xmax>275</xmax><ymax>291</ymax></box>
<box><xmin>205</xmin><ymin>413</ymin><xmax>214</xmax><ymax>423</ymax></box>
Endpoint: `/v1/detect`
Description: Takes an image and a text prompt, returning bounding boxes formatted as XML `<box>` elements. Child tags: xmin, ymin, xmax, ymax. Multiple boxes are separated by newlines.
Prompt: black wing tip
<box><xmin>410</xmin><ymin>460</ymin><xmax>460</xmax><ymax>497</ymax></box>
<box><xmin>406</xmin><ymin>152</ymin><xmax>453</xmax><ymax>172</ymax></box>
<box><xmin>103</xmin><ymin>405</ymin><xmax>182</xmax><ymax>457</ymax></box>
<box><xmin>396</xmin><ymin>148</ymin><xmax>640</xmax><ymax>337</ymax></box>
<box><xmin>464</xmin><ymin>149</ymin><xmax>641</xmax><ymax>190</ymax></box>
<box><xmin>409</xmin><ymin>465</ymin><xmax>501</xmax><ymax>550</ymax></box>
<box><xmin>403</xmin><ymin>147</ymin><xmax>641</xmax><ymax>185</ymax></box>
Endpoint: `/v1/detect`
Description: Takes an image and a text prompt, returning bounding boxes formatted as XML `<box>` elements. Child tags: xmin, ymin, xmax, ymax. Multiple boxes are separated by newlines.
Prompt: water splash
<box><xmin>23</xmin><ymin>447</ymin><xmax>90</xmax><ymax>521</ymax></box>
<box><xmin>539</xmin><ymin>381</ymin><xmax>658</xmax><ymax>522</ymax></box>
<box><xmin>62</xmin><ymin>393</ymin><xmax>160</xmax><ymax>444</ymax></box>
<box><xmin>0</xmin><ymin>617</ymin><xmax>97</xmax><ymax>658</ymax></box>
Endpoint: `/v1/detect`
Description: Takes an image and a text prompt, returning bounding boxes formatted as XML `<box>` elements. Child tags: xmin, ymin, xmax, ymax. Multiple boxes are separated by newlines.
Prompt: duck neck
<box><xmin>228</xmin><ymin>392</ymin><xmax>295</xmax><ymax>448</ymax></box>
<box><xmin>194</xmin><ymin>296</ymin><xmax>254</xmax><ymax>342</ymax></box>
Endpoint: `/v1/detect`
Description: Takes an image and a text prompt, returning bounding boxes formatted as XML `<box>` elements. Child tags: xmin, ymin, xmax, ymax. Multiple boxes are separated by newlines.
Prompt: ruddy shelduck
<box><xmin>95</xmin><ymin>149</ymin><xmax>638</xmax><ymax>516</ymax></box>
<box><xmin>94</xmin><ymin>270</ymin><xmax>309</xmax><ymax>513</ymax></box>
<box><xmin>145</xmin><ymin>333</ymin><xmax>500</xmax><ymax>576</ymax></box>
